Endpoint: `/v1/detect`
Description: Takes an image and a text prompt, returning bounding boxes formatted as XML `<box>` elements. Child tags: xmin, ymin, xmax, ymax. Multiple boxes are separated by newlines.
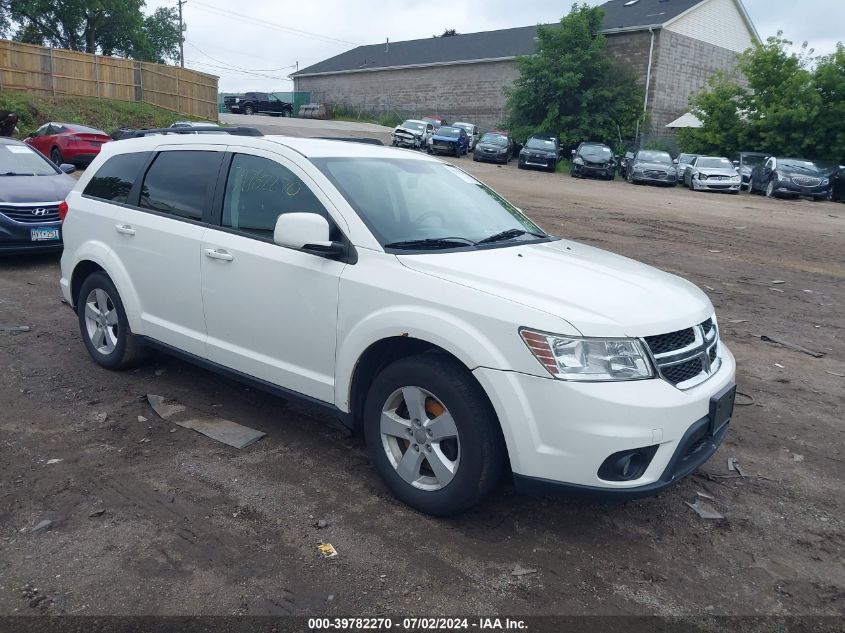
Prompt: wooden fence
<box><xmin>0</xmin><ymin>39</ymin><xmax>219</xmax><ymax>120</ymax></box>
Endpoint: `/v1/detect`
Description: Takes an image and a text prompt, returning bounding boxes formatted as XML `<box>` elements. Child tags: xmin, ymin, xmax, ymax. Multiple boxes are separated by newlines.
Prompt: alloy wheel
<box><xmin>380</xmin><ymin>386</ymin><xmax>460</xmax><ymax>491</ymax></box>
<box><xmin>83</xmin><ymin>288</ymin><xmax>119</xmax><ymax>355</ymax></box>
<box><xmin>766</xmin><ymin>180</ymin><xmax>775</xmax><ymax>197</ymax></box>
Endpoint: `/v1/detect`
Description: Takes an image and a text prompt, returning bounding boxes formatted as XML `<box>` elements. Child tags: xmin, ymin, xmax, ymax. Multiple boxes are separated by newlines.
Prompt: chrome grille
<box><xmin>0</xmin><ymin>204</ymin><xmax>61</xmax><ymax>224</ymax></box>
<box><xmin>644</xmin><ymin>319</ymin><xmax>721</xmax><ymax>390</ymax></box>
<box><xmin>792</xmin><ymin>176</ymin><xmax>821</xmax><ymax>187</ymax></box>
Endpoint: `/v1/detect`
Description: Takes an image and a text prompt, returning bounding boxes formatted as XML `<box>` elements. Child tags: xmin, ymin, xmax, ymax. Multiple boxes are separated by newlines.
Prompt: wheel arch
<box><xmin>68</xmin><ymin>250</ymin><xmax>143</xmax><ymax>333</ymax></box>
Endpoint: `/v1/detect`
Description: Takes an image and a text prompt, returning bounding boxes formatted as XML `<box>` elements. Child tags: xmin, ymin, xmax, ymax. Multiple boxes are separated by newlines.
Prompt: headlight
<box><xmin>699</xmin><ymin>173</ymin><xmax>708</xmax><ymax>180</ymax></box>
<box><xmin>822</xmin><ymin>178</ymin><xmax>830</xmax><ymax>186</ymax></box>
<box><xmin>573</xmin><ymin>157</ymin><xmax>584</xmax><ymax>166</ymax></box>
<box><xmin>520</xmin><ymin>330</ymin><xmax>654</xmax><ymax>382</ymax></box>
<box><xmin>779</xmin><ymin>174</ymin><xmax>791</xmax><ymax>182</ymax></box>
<box><xmin>732</xmin><ymin>175</ymin><xmax>741</xmax><ymax>181</ymax></box>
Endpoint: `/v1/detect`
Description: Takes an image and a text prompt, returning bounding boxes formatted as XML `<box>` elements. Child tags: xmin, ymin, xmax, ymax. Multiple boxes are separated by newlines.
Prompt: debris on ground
<box><xmin>826</xmin><ymin>371</ymin><xmax>845</xmax><ymax>378</ymax></box>
<box><xmin>30</xmin><ymin>520</ymin><xmax>53</xmax><ymax>533</ymax></box>
<box><xmin>771</xmin><ymin>280</ymin><xmax>786</xmax><ymax>285</ymax></box>
<box><xmin>0</xmin><ymin>325</ymin><xmax>31</xmax><ymax>332</ymax></box>
<box><xmin>317</xmin><ymin>543</ymin><xmax>338</xmax><ymax>558</ymax></box>
<box><xmin>696</xmin><ymin>491</ymin><xmax>716</xmax><ymax>501</ymax></box>
<box><xmin>727</xmin><ymin>457</ymin><xmax>746</xmax><ymax>477</ymax></box>
<box><xmin>137</xmin><ymin>416</ymin><xmax>148</xmax><ymax>423</ymax></box>
<box><xmin>45</xmin><ymin>459</ymin><xmax>63</xmax><ymax>465</ymax></box>
<box><xmin>511</xmin><ymin>564</ymin><xmax>538</xmax><ymax>577</ymax></box>
<box><xmin>729</xmin><ymin>319</ymin><xmax>749</xmax><ymax>324</ymax></box>
<box><xmin>684</xmin><ymin>500</ymin><xmax>725</xmax><ymax>520</ymax></box>
<box><xmin>760</xmin><ymin>335</ymin><xmax>825</xmax><ymax>358</ymax></box>
<box><xmin>315</xmin><ymin>519</ymin><xmax>329</xmax><ymax>529</ymax></box>
<box><xmin>89</xmin><ymin>509</ymin><xmax>105</xmax><ymax>518</ymax></box>
<box><xmin>147</xmin><ymin>394</ymin><xmax>266</xmax><ymax>449</ymax></box>
<box><xmin>793</xmin><ymin>454</ymin><xmax>805</xmax><ymax>462</ymax></box>
<box><xmin>736</xmin><ymin>392</ymin><xmax>755</xmax><ymax>406</ymax></box>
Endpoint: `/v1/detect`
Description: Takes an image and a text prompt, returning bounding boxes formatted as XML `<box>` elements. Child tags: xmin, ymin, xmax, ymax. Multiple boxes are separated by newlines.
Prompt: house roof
<box><xmin>294</xmin><ymin>0</ymin><xmax>746</xmax><ymax>77</ymax></box>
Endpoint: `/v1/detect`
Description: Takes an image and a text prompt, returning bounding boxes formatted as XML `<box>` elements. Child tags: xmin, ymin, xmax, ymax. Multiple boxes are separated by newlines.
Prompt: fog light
<box><xmin>598</xmin><ymin>445</ymin><xmax>659</xmax><ymax>482</ymax></box>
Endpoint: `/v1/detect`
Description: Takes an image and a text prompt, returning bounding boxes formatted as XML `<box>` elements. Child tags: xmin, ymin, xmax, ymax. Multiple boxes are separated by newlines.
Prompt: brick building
<box><xmin>292</xmin><ymin>0</ymin><xmax>758</xmax><ymax>132</ymax></box>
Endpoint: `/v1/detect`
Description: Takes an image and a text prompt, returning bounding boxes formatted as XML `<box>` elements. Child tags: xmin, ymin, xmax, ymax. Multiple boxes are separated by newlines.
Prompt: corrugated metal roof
<box><xmin>294</xmin><ymin>0</ymin><xmax>707</xmax><ymax>77</ymax></box>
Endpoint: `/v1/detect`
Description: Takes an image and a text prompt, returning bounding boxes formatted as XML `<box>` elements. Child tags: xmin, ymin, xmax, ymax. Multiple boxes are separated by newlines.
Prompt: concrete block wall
<box><xmin>294</xmin><ymin>60</ymin><xmax>520</xmax><ymax>130</ymax></box>
<box><xmin>648</xmin><ymin>30</ymin><xmax>744</xmax><ymax>130</ymax></box>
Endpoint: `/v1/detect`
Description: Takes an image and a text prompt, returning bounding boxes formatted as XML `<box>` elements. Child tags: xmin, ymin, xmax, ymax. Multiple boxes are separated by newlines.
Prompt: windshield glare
<box><xmin>581</xmin><ymin>145</ymin><xmax>612</xmax><ymax>158</ymax></box>
<box><xmin>526</xmin><ymin>138</ymin><xmax>556</xmax><ymax>150</ymax></box>
<box><xmin>698</xmin><ymin>158</ymin><xmax>733</xmax><ymax>169</ymax></box>
<box><xmin>1</xmin><ymin>144</ymin><xmax>60</xmax><ymax>176</ymax></box>
<box><xmin>314</xmin><ymin>158</ymin><xmax>546</xmax><ymax>248</ymax></box>
<box><xmin>401</xmin><ymin>121</ymin><xmax>425</xmax><ymax>132</ymax></box>
<box><xmin>436</xmin><ymin>127</ymin><xmax>460</xmax><ymax>138</ymax></box>
<box><xmin>781</xmin><ymin>159</ymin><xmax>820</xmax><ymax>173</ymax></box>
<box><xmin>480</xmin><ymin>134</ymin><xmax>507</xmax><ymax>146</ymax></box>
<box><xmin>637</xmin><ymin>150</ymin><xmax>672</xmax><ymax>164</ymax></box>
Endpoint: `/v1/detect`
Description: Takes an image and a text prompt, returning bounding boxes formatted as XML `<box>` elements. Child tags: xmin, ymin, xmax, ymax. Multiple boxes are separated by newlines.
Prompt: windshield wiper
<box><xmin>385</xmin><ymin>237</ymin><xmax>476</xmax><ymax>250</ymax></box>
<box><xmin>1</xmin><ymin>172</ymin><xmax>35</xmax><ymax>176</ymax></box>
<box><xmin>477</xmin><ymin>229</ymin><xmax>546</xmax><ymax>245</ymax></box>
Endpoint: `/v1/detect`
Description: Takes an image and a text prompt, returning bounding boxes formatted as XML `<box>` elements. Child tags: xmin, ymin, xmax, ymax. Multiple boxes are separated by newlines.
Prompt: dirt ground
<box><xmin>1</xmin><ymin>130</ymin><xmax>843</xmax><ymax>618</ymax></box>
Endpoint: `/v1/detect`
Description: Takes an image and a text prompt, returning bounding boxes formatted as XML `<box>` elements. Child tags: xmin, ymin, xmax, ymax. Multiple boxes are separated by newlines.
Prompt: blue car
<box><xmin>427</xmin><ymin>126</ymin><xmax>469</xmax><ymax>158</ymax></box>
<box><xmin>1</xmin><ymin>137</ymin><xmax>76</xmax><ymax>255</ymax></box>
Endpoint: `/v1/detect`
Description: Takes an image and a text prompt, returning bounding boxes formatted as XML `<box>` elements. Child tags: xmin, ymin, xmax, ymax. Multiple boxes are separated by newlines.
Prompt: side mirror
<box><xmin>273</xmin><ymin>213</ymin><xmax>343</xmax><ymax>257</ymax></box>
<box><xmin>570</xmin><ymin>149</ymin><xmax>576</xmax><ymax>157</ymax></box>
<box><xmin>673</xmin><ymin>159</ymin><xmax>679</xmax><ymax>164</ymax></box>
<box><xmin>733</xmin><ymin>160</ymin><xmax>740</xmax><ymax>167</ymax></box>
<box><xmin>59</xmin><ymin>163</ymin><xmax>76</xmax><ymax>174</ymax></box>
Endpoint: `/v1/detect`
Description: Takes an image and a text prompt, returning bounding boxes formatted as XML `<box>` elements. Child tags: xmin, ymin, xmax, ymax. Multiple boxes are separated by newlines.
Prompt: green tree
<box><xmin>6</xmin><ymin>0</ymin><xmax>180</xmax><ymax>63</ymax></box>
<box><xmin>680</xmin><ymin>33</ymin><xmax>845</xmax><ymax>161</ymax></box>
<box><xmin>504</xmin><ymin>3</ymin><xmax>644</xmax><ymax>150</ymax></box>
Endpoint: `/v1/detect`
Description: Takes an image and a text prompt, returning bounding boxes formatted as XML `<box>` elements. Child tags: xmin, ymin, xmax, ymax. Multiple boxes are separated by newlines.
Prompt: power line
<box><xmin>189</xmin><ymin>0</ymin><xmax>358</xmax><ymax>47</ymax></box>
<box><xmin>184</xmin><ymin>59</ymin><xmax>293</xmax><ymax>81</ymax></box>
<box><xmin>186</xmin><ymin>41</ymin><xmax>296</xmax><ymax>73</ymax></box>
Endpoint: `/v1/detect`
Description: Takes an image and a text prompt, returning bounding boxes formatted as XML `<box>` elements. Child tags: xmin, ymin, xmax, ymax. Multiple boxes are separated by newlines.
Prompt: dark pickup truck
<box><xmin>224</xmin><ymin>92</ymin><xmax>293</xmax><ymax>117</ymax></box>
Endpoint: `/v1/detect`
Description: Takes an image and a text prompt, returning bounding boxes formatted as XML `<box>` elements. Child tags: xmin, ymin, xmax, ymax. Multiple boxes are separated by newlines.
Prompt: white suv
<box><xmin>59</xmin><ymin>132</ymin><xmax>737</xmax><ymax>515</ymax></box>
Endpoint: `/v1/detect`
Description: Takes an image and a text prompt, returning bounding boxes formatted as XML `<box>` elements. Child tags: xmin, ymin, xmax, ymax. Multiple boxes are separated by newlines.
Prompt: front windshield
<box><xmin>526</xmin><ymin>138</ymin><xmax>556</xmax><ymax>150</ymax></box>
<box><xmin>314</xmin><ymin>158</ymin><xmax>547</xmax><ymax>248</ymax></box>
<box><xmin>678</xmin><ymin>154</ymin><xmax>696</xmax><ymax>165</ymax></box>
<box><xmin>480</xmin><ymin>134</ymin><xmax>507</xmax><ymax>146</ymax></box>
<box><xmin>581</xmin><ymin>145</ymin><xmax>612</xmax><ymax>159</ymax></box>
<box><xmin>401</xmin><ymin>121</ymin><xmax>425</xmax><ymax>133</ymax></box>
<box><xmin>743</xmin><ymin>154</ymin><xmax>767</xmax><ymax>166</ymax></box>
<box><xmin>637</xmin><ymin>150</ymin><xmax>672</xmax><ymax>164</ymax></box>
<box><xmin>435</xmin><ymin>127</ymin><xmax>460</xmax><ymax>138</ymax></box>
<box><xmin>0</xmin><ymin>144</ymin><xmax>60</xmax><ymax>176</ymax></box>
<box><xmin>697</xmin><ymin>158</ymin><xmax>733</xmax><ymax>169</ymax></box>
<box><xmin>781</xmin><ymin>159</ymin><xmax>820</xmax><ymax>173</ymax></box>
<box><xmin>454</xmin><ymin>123</ymin><xmax>472</xmax><ymax>133</ymax></box>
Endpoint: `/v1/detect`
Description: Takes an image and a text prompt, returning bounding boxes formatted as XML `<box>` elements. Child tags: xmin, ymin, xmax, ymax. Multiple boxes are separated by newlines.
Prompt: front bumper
<box><xmin>520</xmin><ymin>155</ymin><xmax>556</xmax><ymax>170</ymax></box>
<box><xmin>472</xmin><ymin>345</ymin><xmax>736</xmax><ymax>496</ymax></box>
<box><xmin>431</xmin><ymin>142</ymin><xmax>459</xmax><ymax>154</ymax></box>
<box><xmin>394</xmin><ymin>136</ymin><xmax>423</xmax><ymax>149</ymax></box>
<box><xmin>631</xmin><ymin>171</ymin><xmax>676</xmax><ymax>185</ymax></box>
<box><xmin>574</xmin><ymin>164</ymin><xmax>613</xmax><ymax>178</ymax></box>
<box><xmin>0</xmin><ymin>216</ymin><xmax>63</xmax><ymax>254</ymax></box>
<box><xmin>693</xmin><ymin>179</ymin><xmax>741</xmax><ymax>192</ymax></box>
<box><xmin>475</xmin><ymin>149</ymin><xmax>509</xmax><ymax>163</ymax></box>
<box><xmin>772</xmin><ymin>181</ymin><xmax>830</xmax><ymax>197</ymax></box>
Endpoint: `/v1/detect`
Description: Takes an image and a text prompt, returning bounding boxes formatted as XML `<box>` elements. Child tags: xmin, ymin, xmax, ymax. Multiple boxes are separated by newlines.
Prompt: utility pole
<box><xmin>178</xmin><ymin>0</ymin><xmax>187</xmax><ymax>68</ymax></box>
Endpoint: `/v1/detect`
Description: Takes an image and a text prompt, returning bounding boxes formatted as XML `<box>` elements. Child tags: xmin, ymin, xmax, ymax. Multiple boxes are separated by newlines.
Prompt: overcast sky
<box><xmin>145</xmin><ymin>0</ymin><xmax>845</xmax><ymax>92</ymax></box>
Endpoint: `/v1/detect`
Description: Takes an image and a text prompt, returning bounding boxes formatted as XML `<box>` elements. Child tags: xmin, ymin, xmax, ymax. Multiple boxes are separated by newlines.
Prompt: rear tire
<box><xmin>51</xmin><ymin>147</ymin><xmax>62</xmax><ymax>165</ymax></box>
<box><xmin>363</xmin><ymin>354</ymin><xmax>506</xmax><ymax>516</ymax></box>
<box><xmin>77</xmin><ymin>272</ymin><xmax>147</xmax><ymax>370</ymax></box>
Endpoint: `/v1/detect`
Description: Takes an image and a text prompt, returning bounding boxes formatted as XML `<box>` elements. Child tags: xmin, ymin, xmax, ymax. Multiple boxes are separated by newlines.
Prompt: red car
<box><xmin>24</xmin><ymin>122</ymin><xmax>111</xmax><ymax>166</ymax></box>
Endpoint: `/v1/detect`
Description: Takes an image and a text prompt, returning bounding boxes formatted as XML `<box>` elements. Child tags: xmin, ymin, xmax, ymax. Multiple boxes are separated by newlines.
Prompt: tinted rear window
<box><xmin>84</xmin><ymin>152</ymin><xmax>150</xmax><ymax>203</ymax></box>
<box><xmin>139</xmin><ymin>151</ymin><xmax>221</xmax><ymax>220</ymax></box>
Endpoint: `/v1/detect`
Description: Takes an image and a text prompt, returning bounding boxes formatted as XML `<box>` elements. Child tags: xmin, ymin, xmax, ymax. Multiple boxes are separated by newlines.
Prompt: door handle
<box><xmin>115</xmin><ymin>224</ymin><xmax>135</xmax><ymax>236</ymax></box>
<box><xmin>204</xmin><ymin>248</ymin><xmax>234</xmax><ymax>262</ymax></box>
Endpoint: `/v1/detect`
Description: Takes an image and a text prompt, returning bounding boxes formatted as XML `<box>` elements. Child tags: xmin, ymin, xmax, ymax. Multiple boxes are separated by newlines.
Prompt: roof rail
<box><xmin>115</xmin><ymin>126</ymin><xmax>264</xmax><ymax>139</ymax></box>
<box><xmin>315</xmin><ymin>137</ymin><xmax>385</xmax><ymax>146</ymax></box>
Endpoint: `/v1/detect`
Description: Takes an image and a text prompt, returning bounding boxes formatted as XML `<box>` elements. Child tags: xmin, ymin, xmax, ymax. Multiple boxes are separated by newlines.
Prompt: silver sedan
<box><xmin>683</xmin><ymin>156</ymin><xmax>742</xmax><ymax>193</ymax></box>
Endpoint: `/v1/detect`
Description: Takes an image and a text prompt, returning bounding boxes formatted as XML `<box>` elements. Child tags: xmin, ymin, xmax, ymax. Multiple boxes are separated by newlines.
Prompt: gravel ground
<box><xmin>0</xmin><ymin>128</ymin><xmax>843</xmax><ymax>618</ymax></box>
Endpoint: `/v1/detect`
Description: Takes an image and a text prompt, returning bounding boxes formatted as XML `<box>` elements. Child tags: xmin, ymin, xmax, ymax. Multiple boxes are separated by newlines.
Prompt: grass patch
<box><xmin>0</xmin><ymin>90</ymin><xmax>210</xmax><ymax>138</ymax></box>
<box><xmin>555</xmin><ymin>158</ymin><xmax>572</xmax><ymax>173</ymax></box>
<box><xmin>330</xmin><ymin>104</ymin><xmax>404</xmax><ymax>129</ymax></box>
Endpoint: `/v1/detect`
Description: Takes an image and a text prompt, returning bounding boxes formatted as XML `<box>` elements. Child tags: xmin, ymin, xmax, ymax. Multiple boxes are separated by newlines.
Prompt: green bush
<box><xmin>0</xmin><ymin>90</ymin><xmax>207</xmax><ymax>138</ymax></box>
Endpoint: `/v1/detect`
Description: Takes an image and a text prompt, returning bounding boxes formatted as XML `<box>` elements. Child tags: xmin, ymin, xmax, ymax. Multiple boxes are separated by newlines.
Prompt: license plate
<box><xmin>30</xmin><ymin>227</ymin><xmax>60</xmax><ymax>242</ymax></box>
<box><xmin>709</xmin><ymin>384</ymin><xmax>736</xmax><ymax>434</ymax></box>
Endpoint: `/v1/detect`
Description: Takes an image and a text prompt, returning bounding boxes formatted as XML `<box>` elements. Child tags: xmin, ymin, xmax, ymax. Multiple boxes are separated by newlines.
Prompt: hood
<box><xmin>634</xmin><ymin>160</ymin><xmax>676</xmax><ymax>172</ymax></box>
<box><xmin>523</xmin><ymin>147</ymin><xmax>556</xmax><ymax>156</ymax></box>
<box><xmin>477</xmin><ymin>143</ymin><xmax>507</xmax><ymax>151</ymax></box>
<box><xmin>394</xmin><ymin>127</ymin><xmax>422</xmax><ymax>137</ymax></box>
<box><xmin>698</xmin><ymin>168</ymin><xmax>739</xmax><ymax>177</ymax></box>
<box><xmin>398</xmin><ymin>239</ymin><xmax>713</xmax><ymax>338</ymax></box>
<box><xmin>432</xmin><ymin>134</ymin><xmax>460</xmax><ymax>142</ymax></box>
<box><xmin>0</xmin><ymin>173</ymin><xmax>76</xmax><ymax>204</ymax></box>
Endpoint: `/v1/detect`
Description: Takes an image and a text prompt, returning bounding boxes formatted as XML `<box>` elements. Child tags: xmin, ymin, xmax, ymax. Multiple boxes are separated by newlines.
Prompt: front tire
<box><xmin>766</xmin><ymin>180</ymin><xmax>777</xmax><ymax>198</ymax></box>
<box><xmin>243</xmin><ymin>104</ymin><xmax>255</xmax><ymax>115</ymax></box>
<box><xmin>77</xmin><ymin>272</ymin><xmax>146</xmax><ymax>370</ymax></box>
<box><xmin>363</xmin><ymin>354</ymin><xmax>505</xmax><ymax>516</ymax></box>
<box><xmin>51</xmin><ymin>147</ymin><xmax>63</xmax><ymax>165</ymax></box>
